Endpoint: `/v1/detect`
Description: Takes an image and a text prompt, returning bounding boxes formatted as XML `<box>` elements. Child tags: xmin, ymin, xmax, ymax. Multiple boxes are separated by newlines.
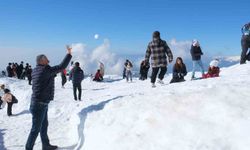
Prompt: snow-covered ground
<box><xmin>1</xmin><ymin>63</ymin><xmax>250</xmax><ymax>150</ymax></box>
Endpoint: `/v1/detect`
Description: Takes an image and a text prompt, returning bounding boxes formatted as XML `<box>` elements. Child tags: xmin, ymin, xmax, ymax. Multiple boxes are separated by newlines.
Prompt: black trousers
<box><xmin>151</xmin><ymin>67</ymin><xmax>167</xmax><ymax>83</ymax></box>
<box><xmin>7</xmin><ymin>102</ymin><xmax>13</xmax><ymax>116</ymax></box>
<box><xmin>240</xmin><ymin>35</ymin><xmax>250</xmax><ymax>64</ymax></box>
<box><xmin>61</xmin><ymin>75</ymin><xmax>67</xmax><ymax>86</ymax></box>
<box><xmin>73</xmin><ymin>83</ymin><xmax>82</xmax><ymax>100</ymax></box>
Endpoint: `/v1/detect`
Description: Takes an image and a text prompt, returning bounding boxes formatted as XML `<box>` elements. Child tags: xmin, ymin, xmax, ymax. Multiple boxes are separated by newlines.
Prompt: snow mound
<box><xmin>1</xmin><ymin>63</ymin><xmax>250</xmax><ymax>150</ymax></box>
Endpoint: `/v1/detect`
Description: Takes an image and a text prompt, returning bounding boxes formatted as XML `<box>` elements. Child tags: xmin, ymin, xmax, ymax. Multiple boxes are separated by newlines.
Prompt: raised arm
<box><xmin>49</xmin><ymin>46</ymin><xmax>72</xmax><ymax>75</ymax></box>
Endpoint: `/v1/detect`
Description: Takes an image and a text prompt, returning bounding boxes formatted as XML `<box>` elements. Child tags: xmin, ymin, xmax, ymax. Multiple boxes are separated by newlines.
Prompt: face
<box><xmin>177</xmin><ymin>59</ymin><xmax>182</xmax><ymax>64</ymax></box>
<box><xmin>41</xmin><ymin>56</ymin><xmax>49</xmax><ymax>65</ymax></box>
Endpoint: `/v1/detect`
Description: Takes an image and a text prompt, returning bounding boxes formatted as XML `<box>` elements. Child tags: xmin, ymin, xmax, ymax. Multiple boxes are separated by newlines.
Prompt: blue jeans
<box><xmin>126</xmin><ymin>70</ymin><xmax>132</xmax><ymax>82</ymax></box>
<box><xmin>192</xmin><ymin>60</ymin><xmax>205</xmax><ymax>77</ymax></box>
<box><xmin>26</xmin><ymin>102</ymin><xmax>50</xmax><ymax>150</ymax></box>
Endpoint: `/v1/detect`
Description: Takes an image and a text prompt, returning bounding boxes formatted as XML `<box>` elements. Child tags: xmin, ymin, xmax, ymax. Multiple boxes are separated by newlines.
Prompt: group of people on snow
<box><xmin>0</xmin><ymin>22</ymin><xmax>249</xmax><ymax>150</ymax></box>
<box><xmin>5</xmin><ymin>61</ymin><xmax>32</xmax><ymax>85</ymax></box>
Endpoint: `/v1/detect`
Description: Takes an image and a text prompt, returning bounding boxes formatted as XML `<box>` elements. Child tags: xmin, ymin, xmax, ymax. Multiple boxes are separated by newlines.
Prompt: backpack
<box><xmin>242</xmin><ymin>23</ymin><xmax>250</xmax><ymax>35</ymax></box>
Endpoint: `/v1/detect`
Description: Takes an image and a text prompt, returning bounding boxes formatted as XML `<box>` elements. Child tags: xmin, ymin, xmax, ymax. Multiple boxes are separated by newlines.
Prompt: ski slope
<box><xmin>1</xmin><ymin>63</ymin><xmax>250</xmax><ymax>150</ymax></box>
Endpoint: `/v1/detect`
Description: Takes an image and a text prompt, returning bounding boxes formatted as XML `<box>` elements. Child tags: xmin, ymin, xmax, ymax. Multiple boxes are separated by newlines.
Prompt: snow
<box><xmin>1</xmin><ymin>63</ymin><xmax>250</xmax><ymax>150</ymax></box>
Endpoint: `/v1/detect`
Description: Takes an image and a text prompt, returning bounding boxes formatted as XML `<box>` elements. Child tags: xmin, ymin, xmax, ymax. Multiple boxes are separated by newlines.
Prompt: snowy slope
<box><xmin>1</xmin><ymin>63</ymin><xmax>250</xmax><ymax>150</ymax></box>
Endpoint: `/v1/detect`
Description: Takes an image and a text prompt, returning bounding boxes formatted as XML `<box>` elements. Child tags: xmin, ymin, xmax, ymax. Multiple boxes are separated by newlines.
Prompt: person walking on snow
<box><xmin>190</xmin><ymin>39</ymin><xmax>205</xmax><ymax>79</ymax></box>
<box><xmin>125</xmin><ymin>61</ymin><xmax>133</xmax><ymax>82</ymax></box>
<box><xmin>61</xmin><ymin>69</ymin><xmax>67</xmax><ymax>88</ymax></box>
<box><xmin>25</xmin><ymin>46</ymin><xmax>72</xmax><ymax>150</ymax></box>
<box><xmin>240</xmin><ymin>22</ymin><xmax>250</xmax><ymax>64</ymax></box>
<box><xmin>69</xmin><ymin>62</ymin><xmax>84</xmax><ymax>101</ymax></box>
<box><xmin>145</xmin><ymin>31</ymin><xmax>173</xmax><ymax>87</ymax></box>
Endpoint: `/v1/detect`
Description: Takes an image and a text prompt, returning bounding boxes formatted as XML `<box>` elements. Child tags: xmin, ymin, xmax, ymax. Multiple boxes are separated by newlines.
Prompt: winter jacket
<box><xmin>203</xmin><ymin>67</ymin><xmax>220</xmax><ymax>78</ymax></box>
<box><xmin>190</xmin><ymin>45</ymin><xmax>203</xmax><ymax>61</ymax></box>
<box><xmin>172</xmin><ymin>64</ymin><xmax>187</xmax><ymax>80</ymax></box>
<box><xmin>140</xmin><ymin>62</ymin><xmax>150</xmax><ymax>75</ymax></box>
<box><xmin>170</xmin><ymin>64</ymin><xmax>187</xmax><ymax>84</ymax></box>
<box><xmin>6</xmin><ymin>66</ymin><xmax>12</xmax><ymax>77</ymax></box>
<box><xmin>145</xmin><ymin>39</ymin><xmax>173</xmax><ymax>68</ymax></box>
<box><xmin>69</xmin><ymin>67</ymin><xmax>84</xmax><ymax>84</ymax></box>
<box><xmin>31</xmin><ymin>54</ymin><xmax>72</xmax><ymax>103</ymax></box>
<box><xmin>93</xmin><ymin>71</ymin><xmax>103</xmax><ymax>81</ymax></box>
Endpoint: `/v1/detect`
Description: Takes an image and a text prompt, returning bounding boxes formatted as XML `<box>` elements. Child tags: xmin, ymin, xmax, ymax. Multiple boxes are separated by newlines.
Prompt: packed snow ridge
<box><xmin>1</xmin><ymin>63</ymin><xmax>250</xmax><ymax>150</ymax></box>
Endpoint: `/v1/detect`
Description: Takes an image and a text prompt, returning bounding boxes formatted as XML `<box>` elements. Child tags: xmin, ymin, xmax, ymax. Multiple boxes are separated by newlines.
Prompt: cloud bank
<box><xmin>71</xmin><ymin>39</ymin><xmax>124</xmax><ymax>75</ymax></box>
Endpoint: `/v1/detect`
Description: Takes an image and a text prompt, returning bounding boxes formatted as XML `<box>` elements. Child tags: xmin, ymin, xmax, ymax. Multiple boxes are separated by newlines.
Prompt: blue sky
<box><xmin>0</xmin><ymin>0</ymin><xmax>249</xmax><ymax>67</ymax></box>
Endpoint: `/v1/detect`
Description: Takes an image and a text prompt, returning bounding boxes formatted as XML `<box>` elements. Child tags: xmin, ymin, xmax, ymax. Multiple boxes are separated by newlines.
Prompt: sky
<box><xmin>0</xmin><ymin>0</ymin><xmax>249</xmax><ymax>69</ymax></box>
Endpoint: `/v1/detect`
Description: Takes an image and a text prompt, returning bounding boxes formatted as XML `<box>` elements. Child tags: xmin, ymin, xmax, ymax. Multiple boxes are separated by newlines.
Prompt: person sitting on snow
<box><xmin>170</xmin><ymin>57</ymin><xmax>187</xmax><ymax>84</ymax></box>
<box><xmin>203</xmin><ymin>59</ymin><xmax>220</xmax><ymax>78</ymax></box>
<box><xmin>93</xmin><ymin>69</ymin><xmax>103</xmax><ymax>82</ymax></box>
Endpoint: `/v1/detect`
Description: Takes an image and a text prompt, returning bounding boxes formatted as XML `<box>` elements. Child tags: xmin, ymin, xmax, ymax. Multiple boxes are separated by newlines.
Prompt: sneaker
<box><xmin>157</xmin><ymin>79</ymin><xmax>164</xmax><ymax>84</ymax></box>
<box><xmin>152</xmin><ymin>83</ymin><xmax>156</xmax><ymax>88</ymax></box>
<box><xmin>42</xmin><ymin>144</ymin><xmax>58</xmax><ymax>150</ymax></box>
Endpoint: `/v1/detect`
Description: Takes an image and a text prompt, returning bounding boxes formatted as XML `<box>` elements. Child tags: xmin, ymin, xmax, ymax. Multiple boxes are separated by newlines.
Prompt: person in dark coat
<box><xmin>123</xmin><ymin>59</ymin><xmax>131</xmax><ymax>79</ymax></box>
<box><xmin>170</xmin><ymin>57</ymin><xmax>187</xmax><ymax>84</ymax></box>
<box><xmin>93</xmin><ymin>69</ymin><xmax>103</xmax><ymax>82</ymax></box>
<box><xmin>145</xmin><ymin>31</ymin><xmax>173</xmax><ymax>87</ymax></box>
<box><xmin>25</xmin><ymin>46</ymin><xmax>72</xmax><ymax>150</ymax></box>
<box><xmin>26</xmin><ymin>65</ymin><xmax>32</xmax><ymax>85</ymax></box>
<box><xmin>190</xmin><ymin>39</ymin><xmax>205</xmax><ymax>79</ymax></box>
<box><xmin>17</xmin><ymin>61</ymin><xmax>24</xmax><ymax>79</ymax></box>
<box><xmin>139</xmin><ymin>60</ymin><xmax>150</xmax><ymax>80</ymax></box>
<box><xmin>61</xmin><ymin>69</ymin><xmax>67</xmax><ymax>88</ymax></box>
<box><xmin>6</xmin><ymin>63</ymin><xmax>13</xmax><ymax>77</ymax></box>
<box><xmin>69</xmin><ymin>62</ymin><xmax>84</xmax><ymax>101</ymax></box>
<box><xmin>240</xmin><ymin>22</ymin><xmax>250</xmax><ymax>64</ymax></box>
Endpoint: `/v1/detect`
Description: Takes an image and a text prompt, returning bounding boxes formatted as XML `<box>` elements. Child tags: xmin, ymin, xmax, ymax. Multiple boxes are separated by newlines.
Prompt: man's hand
<box><xmin>66</xmin><ymin>45</ymin><xmax>72</xmax><ymax>55</ymax></box>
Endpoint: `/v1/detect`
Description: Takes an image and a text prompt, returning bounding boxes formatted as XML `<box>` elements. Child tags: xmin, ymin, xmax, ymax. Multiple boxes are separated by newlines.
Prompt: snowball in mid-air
<box><xmin>94</xmin><ymin>34</ymin><xmax>99</xmax><ymax>40</ymax></box>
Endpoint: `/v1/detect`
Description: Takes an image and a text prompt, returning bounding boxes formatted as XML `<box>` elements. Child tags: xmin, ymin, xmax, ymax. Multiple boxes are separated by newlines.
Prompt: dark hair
<box><xmin>75</xmin><ymin>62</ymin><xmax>80</xmax><ymax>67</ymax></box>
<box><xmin>4</xmin><ymin>88</ymin><xmax>10</xmax><ymax>93</ymax></box>
<box><xmin>153</xmin><ymin>31</ymin><xmax>160</xmax><ymax>38</ymax></box>
<box><xmin>174</xmin><ymin>57</ymin><xmax>184</xmax><ymax>69</ymax></box>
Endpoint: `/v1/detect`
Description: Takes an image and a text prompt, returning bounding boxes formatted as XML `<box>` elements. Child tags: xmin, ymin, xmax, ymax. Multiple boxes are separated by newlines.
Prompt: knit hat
<box><xmin>153</xmin><ymin>31</ymin><xmax>160</xmax><ymax>38</ymax></box>
<box><xmin>192</xmin><ymin>39</ymin><xmax>199</xmax><ymax>46</ymax></box>
<box><xmin>209</xmin><ymin>59</ymin><xmax>219</xmax><ymax>67</ymax></box>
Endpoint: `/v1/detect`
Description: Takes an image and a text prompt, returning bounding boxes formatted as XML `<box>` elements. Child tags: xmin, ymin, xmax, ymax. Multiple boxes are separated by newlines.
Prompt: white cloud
<box><xmin>167</xmin><ymin>39</ymin><xmax>192</xmax><ymax>60</ymax></box>
<box><xmin>70</xmin><ymin>39</ymin><xmax>123</xmax><ymax>75</ymax></box>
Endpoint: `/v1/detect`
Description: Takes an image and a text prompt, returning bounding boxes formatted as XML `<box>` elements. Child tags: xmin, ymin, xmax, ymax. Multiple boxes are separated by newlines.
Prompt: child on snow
<box><xmin>170</xmin><ymin>57</ymin><xmax>187</xmax><ymax>84</ymax></box>
<box><xmin>203</xmin><ymin>59</ymin><xmax>220</xmax><ymax>78</ymax></box>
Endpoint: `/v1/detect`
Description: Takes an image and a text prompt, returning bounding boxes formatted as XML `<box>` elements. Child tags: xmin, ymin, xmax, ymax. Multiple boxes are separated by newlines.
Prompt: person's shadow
<box><xmin>12</xmin><ymin>110</ymin><xmax>30</xmax><ymax>116</ymax></box>
<box><xmin>58</xmin><ymin>96</ymin><xmax>124</xmax><ymax>150</ymax></box>
<box><xmin>0</xmin><ymin>129</ymin><xmax>7</xmax><ymax>150</ymax></box>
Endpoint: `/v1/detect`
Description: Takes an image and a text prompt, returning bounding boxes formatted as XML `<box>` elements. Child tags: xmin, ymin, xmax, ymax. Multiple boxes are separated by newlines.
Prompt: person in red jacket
<box><xmin>93</xmin><ymin>69</ymin><xmax>103</xmax><ymax>82</ymax></box>
<box><xmin>203</xmin><ymin>59</ymin><xmax>220</xmax><ymax>78</ymax></box>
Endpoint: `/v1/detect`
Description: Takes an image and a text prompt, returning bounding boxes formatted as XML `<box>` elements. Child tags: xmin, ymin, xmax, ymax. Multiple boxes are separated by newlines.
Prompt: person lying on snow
<box><xmin>170</xmin><ymin>57</ymin><xmax>187</xmax><ymax>84</ymax></box>
<box><xmin>203</xmin><ymin>59</ymin><xmax>220</xmax><ymax>78</ymax></box>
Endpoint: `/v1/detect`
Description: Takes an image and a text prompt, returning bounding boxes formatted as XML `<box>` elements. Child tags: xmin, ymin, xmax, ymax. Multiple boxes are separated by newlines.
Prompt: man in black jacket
<box><xmin>25</xmin><ymin>46</ymin><xmax>72</xmax><ymax>150</ymax></box>
<box><xmin>69</xmin><ymin>62</ymin><xmax>84</xmax><ymax>101</ymax></box>
<box><xmin>240</xmin><ymin>23</ymin><xmax>250</xmax><ymax>64</ymax></box>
